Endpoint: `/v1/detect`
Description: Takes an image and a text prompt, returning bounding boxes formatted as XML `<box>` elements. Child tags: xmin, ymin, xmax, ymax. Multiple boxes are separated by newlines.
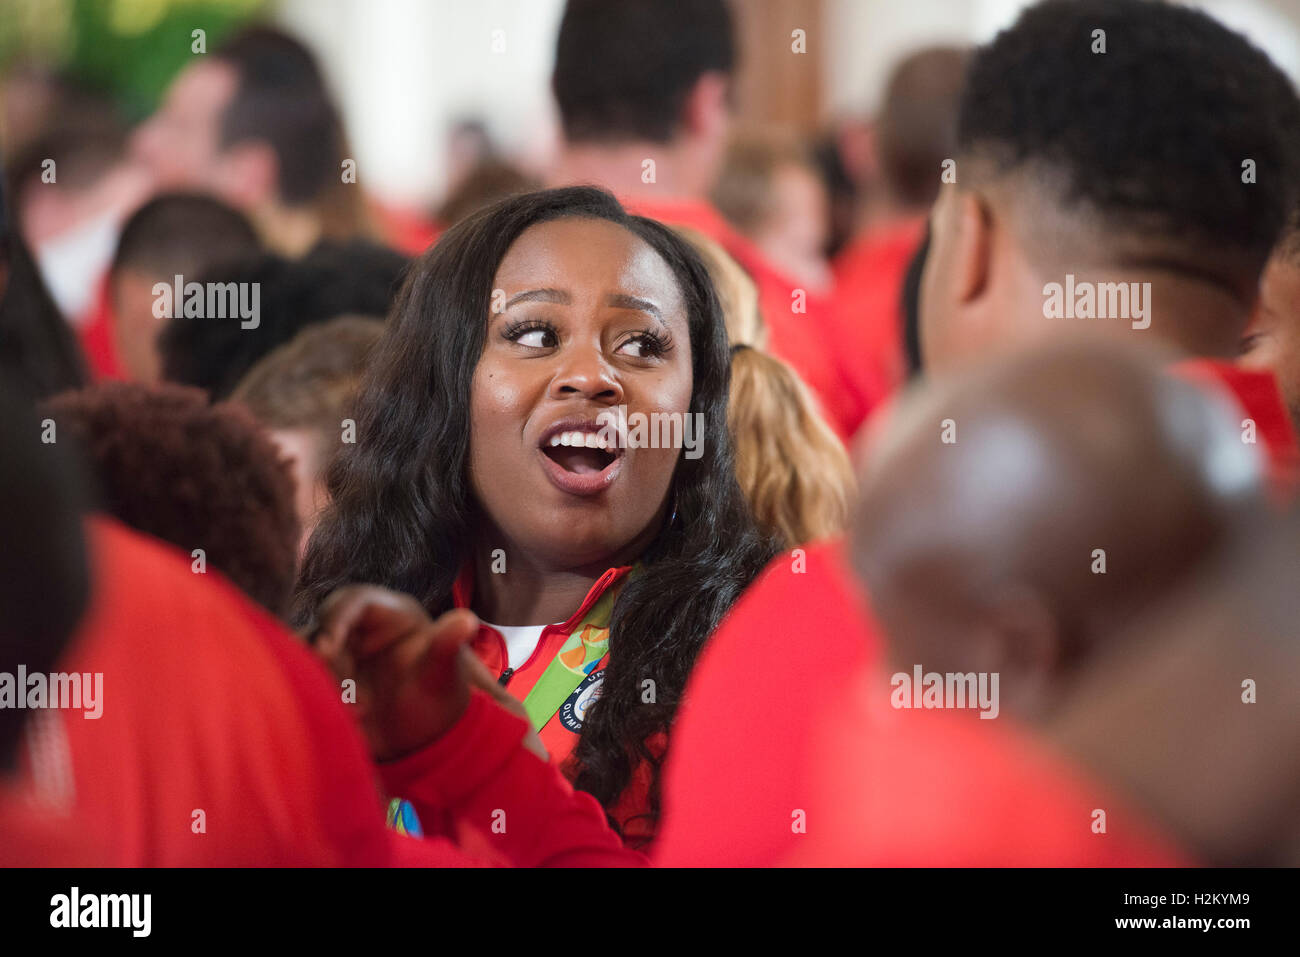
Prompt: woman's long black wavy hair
<box><xmin>294</xmin><ymin>186</ymin><xmax>778</xmax><ymax>834</ymax></box>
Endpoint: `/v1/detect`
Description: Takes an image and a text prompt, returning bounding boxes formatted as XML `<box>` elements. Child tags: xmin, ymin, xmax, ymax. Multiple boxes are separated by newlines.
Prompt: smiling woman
<box><xmin>293</xmin><ymin>186</ymin><xmax>777</xmax><ymax>845</ymax></box>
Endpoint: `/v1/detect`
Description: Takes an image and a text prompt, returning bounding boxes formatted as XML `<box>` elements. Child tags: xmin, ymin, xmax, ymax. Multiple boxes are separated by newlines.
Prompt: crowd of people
<box><xmin>2</xmin><ymin>0</ymin><xmax>1299</xmax><ymax>867</ymax></box>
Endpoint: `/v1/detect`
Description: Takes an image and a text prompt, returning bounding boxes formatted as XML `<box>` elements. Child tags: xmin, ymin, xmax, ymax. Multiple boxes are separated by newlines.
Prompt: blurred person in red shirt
<box><xmin>232</xmin><ymin>316</ymin><xmax>385</xmax><ymax>563</ymax></box>
<box><xmin>917</xmin><ymin>0</ymin><xmax>1300</xmax><ymax>481</ymax></box>
<box><xmin>130</xmin><ymin>26</ymin><xmax>374</xmax><ymax>258</ymax></box>
<box><xmin>546</xmin><ymin>0</ymin><xmax>857</xmax><ymax>437</ymax></box>
<box><xmin>712</xmin><ymin>134</ymin><xmax>834</xmax><ymax>296</ymax></box>
<box><xmin>830</xmin><ymin>47</ymin><xmax>968</xmax><ymax>433</ymax></box>
<box><xmin>105</xmin><ymin>193</ymin><xmax>261</xmax><ymax>383</ymax></box>
<box><xmin>6</xmin><ymin>111</ymin><xmax>152</xmax><ymax>327</ymax></box>
<box><xmin>802</xmin><ymin>341</ymin><xmax>1298</xmax><ymax>866</ymax></box>
<box><xmin>659</xmin><ymin>340</ymin><xmax>1271</xmax><ymax>866</ymax></box>
<box><xmin>656</xmin><ymin>0</ymin><xmax>1300</xmax><ymax>865</ymax></box>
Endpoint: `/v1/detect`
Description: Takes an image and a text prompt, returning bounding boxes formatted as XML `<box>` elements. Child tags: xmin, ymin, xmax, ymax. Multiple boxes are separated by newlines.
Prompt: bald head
<box><xmin>1046</xmin><ymin>506</ymin><xmax>1300</xmax><ymax>864</ymax></box>
<box><xmin>852</xmin><ymin>340</ymin><xmax>1264</xmax><ymax>718</ymax></box>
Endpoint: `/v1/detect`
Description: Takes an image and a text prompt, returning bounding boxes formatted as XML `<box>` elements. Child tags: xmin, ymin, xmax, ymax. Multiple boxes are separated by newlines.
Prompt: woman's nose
<box><xmin>549</xmin><ymin>344</ymin><xmax>623</xmax><ymax>403</ymax></box>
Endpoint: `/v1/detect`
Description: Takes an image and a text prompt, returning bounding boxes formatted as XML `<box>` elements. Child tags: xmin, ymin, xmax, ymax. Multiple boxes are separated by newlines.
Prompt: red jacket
<box><xmin>830</xmin><ymin>217</ymin><xmax>927</xmax><ymax>435</ymax></box>
<box><xmin>655</xmin><ymin>539</ymin><xmax>877</xmax><ymax>865</ymax></box>
<box><xmin>77</xmin><ymin>276</ymin><xmax>128</xmax><ymax>383</ymax></box>
<box><xmin>621</xmin><ymin>196</ymin><xmax>858</xmax><ymax>440</ymax></box>
<box><xmin>455</xmin><ymin>564</ymin><xmax>661</xmax><ymax>846</ymax></box>
<box><xmin>0</xmin><ymin>518</ymin><xmax>643</xmax><ymax>867</ymax></box>
<box><xmin>1172</xmin><ymin>358</ymin><xmax>1299</xmax><ymax>498</ymax></box>
<box><xmin>655</xmin><ymin>540</ymin><xmax>1187</xmax><ymax>866</ymax></box>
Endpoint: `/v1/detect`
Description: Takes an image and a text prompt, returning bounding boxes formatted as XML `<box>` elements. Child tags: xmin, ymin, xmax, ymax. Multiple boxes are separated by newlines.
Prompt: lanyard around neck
<box><xmin>520</xmin><ymin>566</ymin><xmax>637</xmax><ymax>732</ymax></box>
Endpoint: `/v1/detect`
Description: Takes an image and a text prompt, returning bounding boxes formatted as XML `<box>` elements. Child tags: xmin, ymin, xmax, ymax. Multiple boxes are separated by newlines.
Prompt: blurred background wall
<box><xmin>3</xmin><ymin>0</ymin><xmax>1299</xmax><ymax>208</ymax></box>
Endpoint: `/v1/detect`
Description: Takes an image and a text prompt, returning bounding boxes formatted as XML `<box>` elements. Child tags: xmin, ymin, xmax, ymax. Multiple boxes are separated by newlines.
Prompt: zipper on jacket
<box><xmin>498</xmin><ymin>667</ymin><xmax>514</xmax><ymax>688</ymax></box>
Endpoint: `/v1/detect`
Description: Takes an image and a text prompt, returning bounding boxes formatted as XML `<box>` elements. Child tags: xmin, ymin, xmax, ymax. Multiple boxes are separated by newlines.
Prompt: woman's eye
<box><xmin>617</xmin><ymin>334</ymin><xmax>666</xmax><ymax>359</ymax></box>
<box><xmin>517</xmin><ymin>328</ymin><xmax>553</xmax><ymax>348</ymax></box>
<box><xmin>504</xmin><ymin>323</ymin><xmax>558</xmax><ymax>348</ymax></box>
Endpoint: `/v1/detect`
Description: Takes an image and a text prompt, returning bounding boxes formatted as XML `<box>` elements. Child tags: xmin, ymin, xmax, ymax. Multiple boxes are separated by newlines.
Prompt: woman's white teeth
<box><xmin>549</xmin><ymin>431</ymin><xmax>611</xmax><ymax>449</ymax></box>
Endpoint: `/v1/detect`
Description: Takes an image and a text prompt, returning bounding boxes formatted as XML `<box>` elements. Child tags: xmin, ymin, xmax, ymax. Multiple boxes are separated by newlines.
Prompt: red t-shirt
<box><xmin>0</xmin><ymin>518</ymin><xmax>640</xmax><ymax>867</ymax></box>
<box><xmin>1172</xmin><ymin>358</ymin><xmax>1299</xmax><ymax>498</ymax></box>
<box><xmin>621</xmin><ymin>196</ymin><xmax>858</xmax><ymax>439</ymax></box>
<box><xmin>371</xmin><ymin>200</ymin><xmax>442</xmax><ymax>257</ymax></box>
<box><xmin>655</xmin><ymin>538</ymin><xmax>1188</xmax><ymax>866</ymax></box>
<box><xmin>781</xmin><ymin>668</ymin><xmax>1189</xmax><ymax>866</ymax></box>
<box><xmin>77</xmin><ymin>276</ymin><xmax>128</xmax><ymax>383</ymax></box>
<box><xmin>654</xmin><ymin>538</ymin><xmax>877</xmax><ymax>865</ymax></box>
<box><xmin>830</xmin><ymin>217</ymin><xmax>927</xmax><ymax>436</ymax></box>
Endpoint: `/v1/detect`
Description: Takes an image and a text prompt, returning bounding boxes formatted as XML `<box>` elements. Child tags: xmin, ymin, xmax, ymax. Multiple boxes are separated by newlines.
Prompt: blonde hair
<box><xmin>672</xmin><ymin>226</ymin><xmax>767</xmax><ymax>349</ymax></box>
<box><xmin>728</xmin><ymin>345</ymin><xmax>855</xmax><ymax>548</ymax></box>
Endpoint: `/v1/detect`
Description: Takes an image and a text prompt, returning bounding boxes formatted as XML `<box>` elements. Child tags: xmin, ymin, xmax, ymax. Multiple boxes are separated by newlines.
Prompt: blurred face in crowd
<box><xmin>109</xmin><ymin>268</ymin><xmax>168</xmax><ymax>383</ymax></box>
<box><xmin>130</xmin><ymin>60</ymin><xmax>240</xmax><ymax>200</ymax></box>
<box><xmin>1239</xmin><ymin>251</ymin><xmax>1300</xmax><ymax>426</ymax></box>
<box><xmin>469</xmin><ymin>217</ymin><xmax>693</xmax><ymax>571</ymax></box>
<box><xmin>266</xmin><ymin>427</ymin><xmax>329</xmax><ymax>563</ymax></box>
<box><xmin>751</xmin><ymin>161</ymin><xmax>831</xmax><ymax>290</ymax></box>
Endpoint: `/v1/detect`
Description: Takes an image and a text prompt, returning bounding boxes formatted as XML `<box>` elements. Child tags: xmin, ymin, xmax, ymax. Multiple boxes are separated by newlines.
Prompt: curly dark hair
<box><xmin>959</xmin><ymin>0</ymin><xmax>1300</xmax><ymax>276</ymax></box>
<box><xmin>294</xmin><ymin>186</ymin><xmax>777</xmax><ymax>835</ymax></box>
<box><xmin>40</xmin><ymin>382</ymin><xmax>299</xmax><ymax>616</ymax></box>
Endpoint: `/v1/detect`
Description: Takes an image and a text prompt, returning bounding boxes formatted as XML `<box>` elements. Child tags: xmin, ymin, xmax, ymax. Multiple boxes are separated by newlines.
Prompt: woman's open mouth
<box><xmin>537</xmin><ymin>423</ymin><xmax>624</xmax><ymax>497</ymax></box>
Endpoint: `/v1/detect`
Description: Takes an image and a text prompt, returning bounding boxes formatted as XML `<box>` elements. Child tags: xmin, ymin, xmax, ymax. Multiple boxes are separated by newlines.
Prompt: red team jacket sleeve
<box><xmin>242</xmin><ymin>593</ymin><xmax>642</xmax><ymax>868</ymax></box>
<box><xmin>8</xmin><ymin>518</ymin><xmax>637</xmax><ymax>869</ymax></box>
<box><xmin>378</xmin><ymin>691</ymin><xmax>646</xmax><ymax>868</ymax></box>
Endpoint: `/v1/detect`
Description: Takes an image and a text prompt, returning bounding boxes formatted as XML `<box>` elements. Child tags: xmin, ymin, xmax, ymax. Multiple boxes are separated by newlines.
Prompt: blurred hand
<box><xmin>312</xmin><ymin>585</ymin><xmax>547</xmax><ymax>763</ymax></box>
<box><xmin>313</xmin><ymin>585</ymin><xmax>480</xmax><ymax>762</ymax></box>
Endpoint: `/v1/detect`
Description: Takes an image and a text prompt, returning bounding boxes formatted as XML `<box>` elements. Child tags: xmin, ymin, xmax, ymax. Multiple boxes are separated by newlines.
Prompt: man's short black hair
<box><xmin>159</xmin><ymin>239</ymin><xmax>408</xmax><ymax>399</ymax></box>
<box><xmin>552</xmin><ymin>0</ymin><xmax>735</xmax><ymax>144</ymax></box>
<box><xmin>215</xmin><ymin>26</ymin><xmax>345</xmax><ymax>206</ymax></box>
<box><xmin>111</xmin><ymin>192</ymin><xmax>260</xmax><ymax>280</ymax></box>
<box><xmin>958</xmin><ymin>0</ymin><xmax>1300</xmax><ymax>272</ymax></box>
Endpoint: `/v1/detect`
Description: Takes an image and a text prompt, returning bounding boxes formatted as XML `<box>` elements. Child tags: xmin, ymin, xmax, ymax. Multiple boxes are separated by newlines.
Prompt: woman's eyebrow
<box><xmin>505</xmin><ymin>288</ymin><xmax>570</xmax><ymax>309</ymax></box>
<box><xmin>607</xmin><ymin>293</ymin><xmax>664</xmax><ymax>325</ymax></box>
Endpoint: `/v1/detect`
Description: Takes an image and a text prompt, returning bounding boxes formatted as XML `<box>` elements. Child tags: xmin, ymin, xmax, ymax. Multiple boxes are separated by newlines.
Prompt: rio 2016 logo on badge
<box><xmin>558</xmin><ymin>669</ymin><xmax>605</xmax><ymax>732</ymax></box>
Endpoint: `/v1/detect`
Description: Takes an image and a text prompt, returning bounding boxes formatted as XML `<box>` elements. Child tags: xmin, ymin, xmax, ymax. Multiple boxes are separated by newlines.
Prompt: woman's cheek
<box><xmin>471</xmin><ymin>360</ymin><xmax>530</xmax><ymax>432</ymax></box>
